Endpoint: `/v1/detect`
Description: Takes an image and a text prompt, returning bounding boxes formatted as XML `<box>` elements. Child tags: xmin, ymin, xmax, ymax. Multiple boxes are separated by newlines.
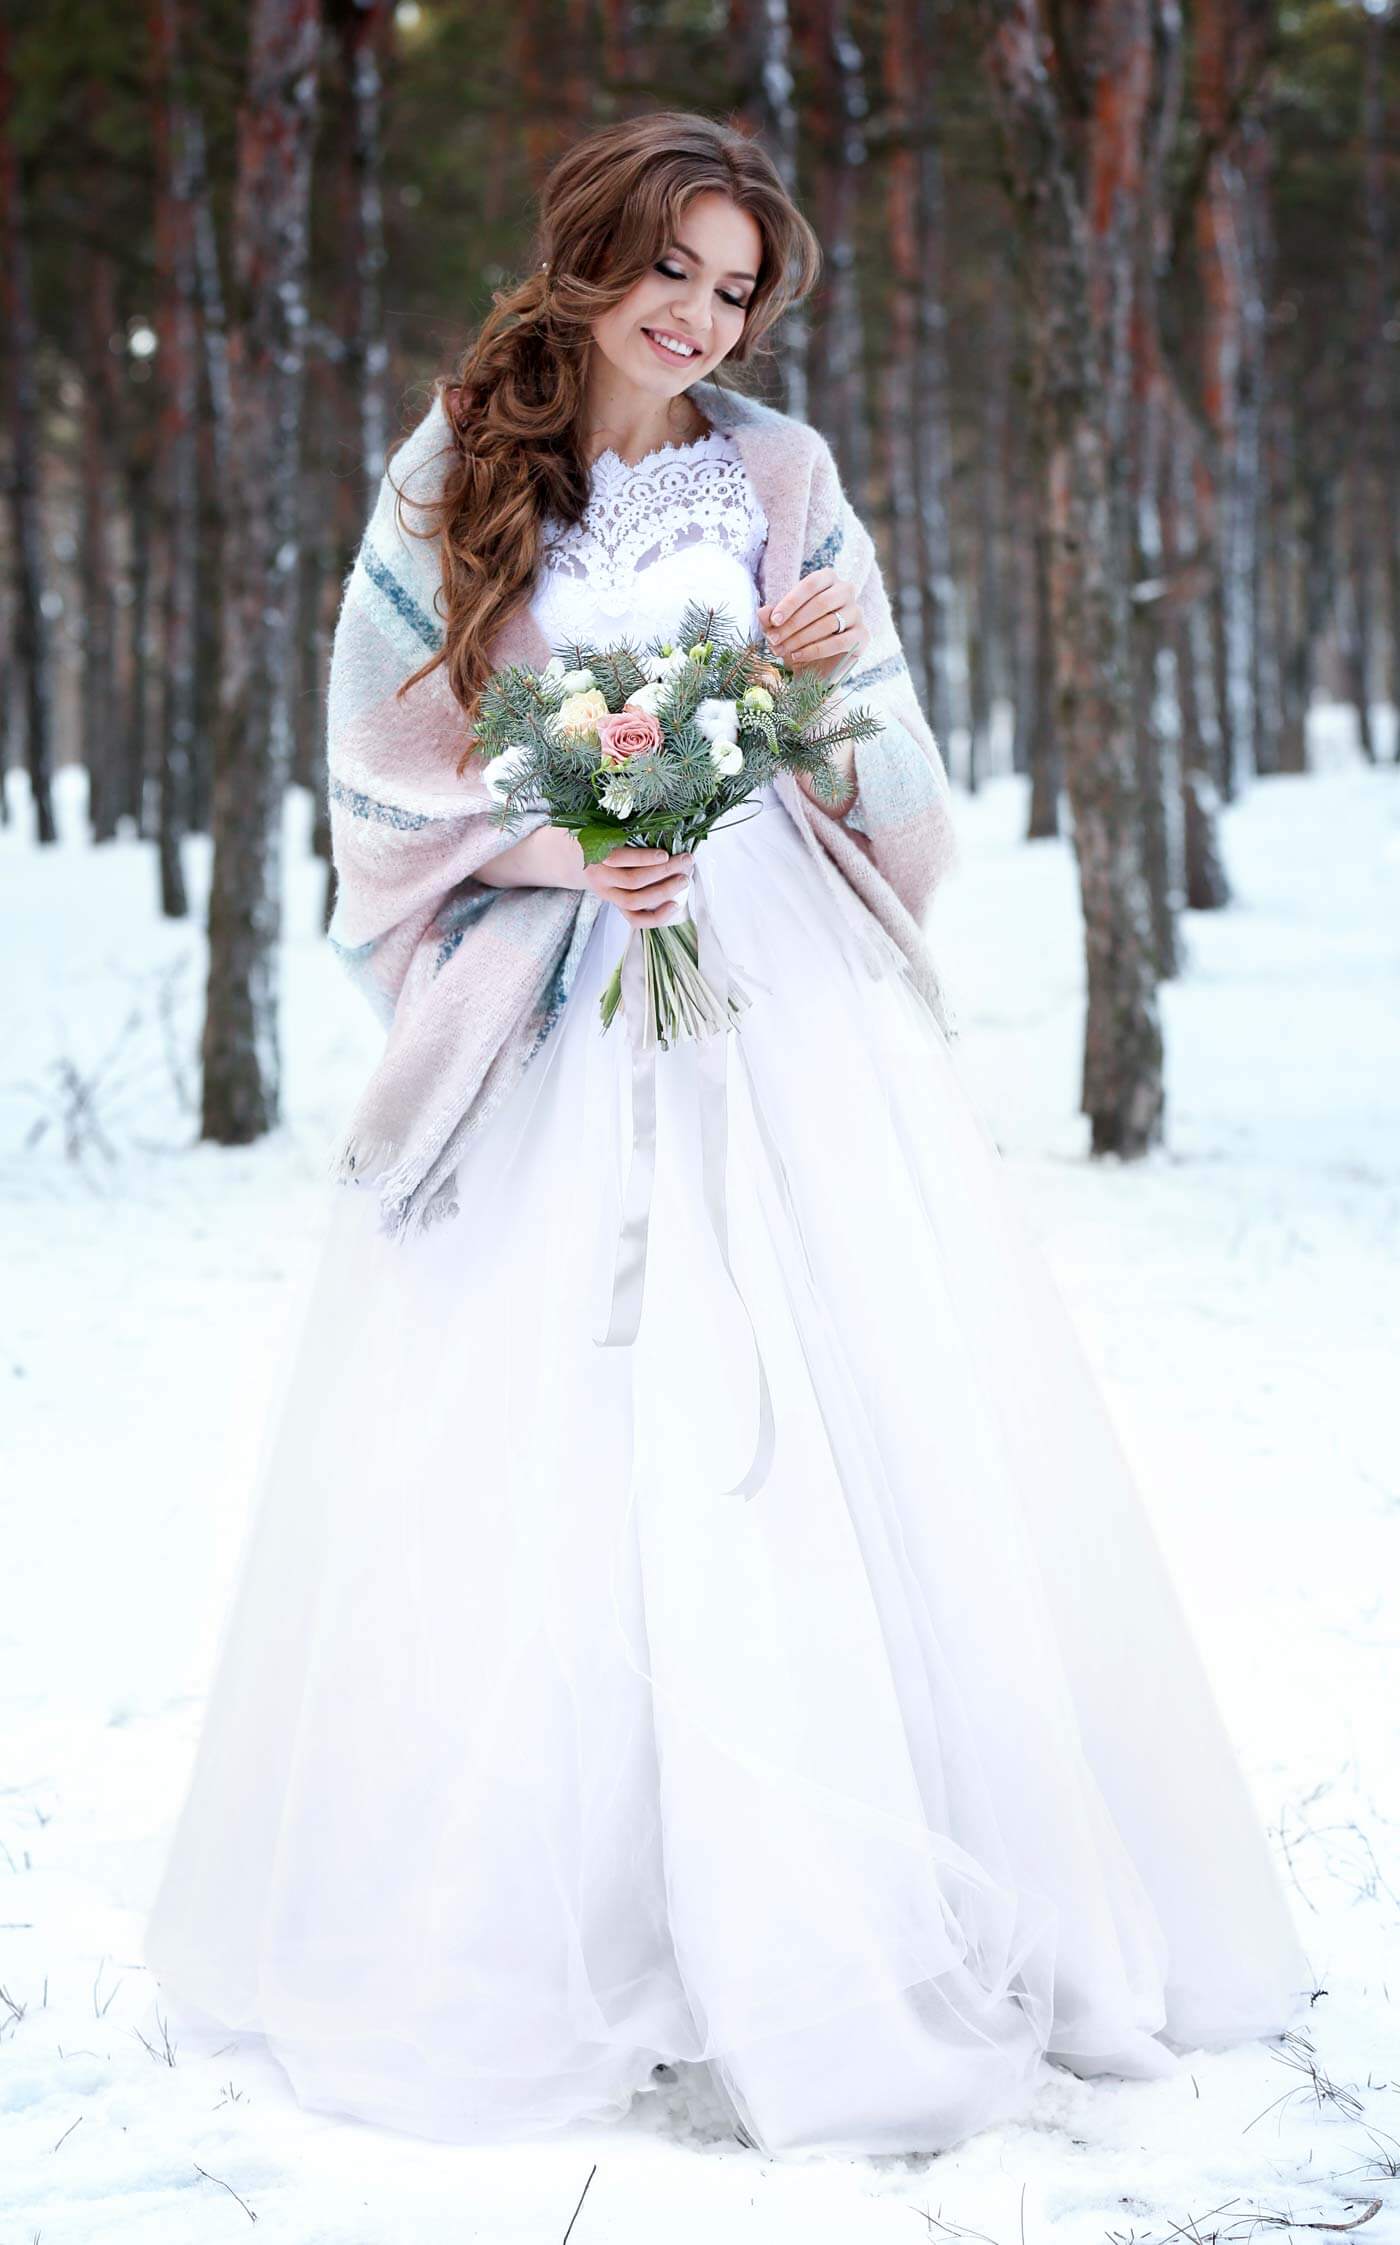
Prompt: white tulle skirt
<box><xmin>140</xmin><ymin>782</ymin><xmax>1309</xmax><ymax>2157</ymax></box>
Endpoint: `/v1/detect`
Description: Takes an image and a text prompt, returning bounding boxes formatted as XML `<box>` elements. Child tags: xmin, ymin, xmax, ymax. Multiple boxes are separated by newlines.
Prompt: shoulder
<box><xmin>692</xmin><ymin>379</ymin><xmax>834</xmax><ymax>472</ymax></box>
<box><xmin>378</xmin><ymin>388</ymin><xmax>459</xmax><ymax>539</ymax></box>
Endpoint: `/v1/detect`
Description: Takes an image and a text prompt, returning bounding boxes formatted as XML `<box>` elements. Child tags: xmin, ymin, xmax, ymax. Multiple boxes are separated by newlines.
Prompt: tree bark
<box><xmin>81</xmin><ymin>239</ymin><xmax>121</xmax><ymax>845</ymax></box>
<box><xmin>0</xmin><ymin>24</ymin><xmax>56</xmax><ymax>847</ymax></box>
<box><xmin>974</xmin><ymin>0</ymin><xmax>1164</xmax><ymax>1156</ymax></box>
<box><xmin>201</xmin><ymin>0</ymin><xmax>322</xmax><ymax>1145</ymax></box>
<box><xmin>802</xmin><ymin>0</ymin><xmax>871</xmax><ymax>501</ymax></box>
<box><xmin>333</xmin><ymin>0</ymin><xmax>392</xmax><ymax>509</ymax></box>
<box><xmin>1165</xmin><ymin>407</ymin><xmax>1230</xmax><ymax>907</ymax></box>
<box><xmin>122</xmin><ymin>439</ymin><xmax>157</xmax><ymax>838</ymax></box>
<box><xmin>1358</xmin><ymin>0</ymin><xmax>1397</xmax><ymax>747</ymax></box>
<box><xmin>1129</xmin><ymin>0</ymin><xmax>1186</xmax><ymax>973</ymax></box>
<box><xmin>189</xmin><ymin>98</ymin><xmax>232</xmax><ymax>836</ymax></box>
<box><xmin>966</xmin><ymin>320</ymin><xmax>1008</xmax><ymax>794</ymax></box>
<box><xmin>150</xmin><ymin>0</ymin><xmax>200</xmax><ymax>916</ymax></box>
<box><xmin>912</xmin><ymin>0</ymin><xmax>957</xmax><ymax>750</ymax></box>
<box><xmin>732</xmin><ymin>0</ymin><xmax>808</xmax><ymax>417</ymax></box>
<box><xmin>1192</xmin><ymin>0</ymin><xmax>1270</xmax><ymax>799</ymax></box>
<box><xmin>880</xmin><ymin>0</ymin><xmax>926</xmax><ymax>711</ymax></box>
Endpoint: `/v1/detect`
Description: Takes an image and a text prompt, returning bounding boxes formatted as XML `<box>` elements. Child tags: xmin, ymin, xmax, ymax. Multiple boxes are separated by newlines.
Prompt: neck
<box><xmin>580</xmin><ymin>355</ymin><xmax>710</xmax><ymax>468</ymax></box>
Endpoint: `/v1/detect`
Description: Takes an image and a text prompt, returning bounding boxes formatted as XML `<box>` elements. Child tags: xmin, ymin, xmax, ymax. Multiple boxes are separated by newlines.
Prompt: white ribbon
<box><xmin>594</xmin><ymin>861</ymin><xmax>776</xmax><ymax>1500</ymax></box>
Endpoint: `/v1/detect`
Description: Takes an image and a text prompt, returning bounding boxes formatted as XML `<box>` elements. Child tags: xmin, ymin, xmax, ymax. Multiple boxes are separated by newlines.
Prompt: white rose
<box><xmin>709</xmin><ymin>738</ymin><xmax>744</xmax><ymax>778</ymax></box>
<box><xmin>539</xmin><ymin>656</ymin><xmax>569</xmax><ymax>694</ymax></box>
<box><xmin>599</xmin><ymin>773</ymin><xmax>635</xmax><ymax>818</ymax></box>
<box><xmin>623</xmin><ymin>679</ymin><xmax>667</xmax><ymax>717</ymax></box>
<box><xmin>558</xmin><ymin>665</ymin><xmax>596</xmax><ymax>696</ymax></box>
<box><xmin>481</xmin><ymin>743</ymin><xmax>536</xmax><ymax>802</ymax></box>
<box><xmin>644</xmin><ymin>646</ymin><xmax>691</xmax><ymax>683</ymax></box>
<box><xmin>694</xmin><ymin>696</ymin><xmax>741</xmax><ymax>748</ymax></box>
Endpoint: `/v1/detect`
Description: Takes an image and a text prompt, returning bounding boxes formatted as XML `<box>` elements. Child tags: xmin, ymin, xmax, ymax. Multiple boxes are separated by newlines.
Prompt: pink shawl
<box><xmin>325</xmin><ymin>376</ymin><xmax>960</xmax><ymax>1240</ymax></box>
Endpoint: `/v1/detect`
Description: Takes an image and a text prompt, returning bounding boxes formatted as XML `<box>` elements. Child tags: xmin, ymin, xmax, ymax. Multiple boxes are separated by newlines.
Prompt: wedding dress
<box><xmin>140</xmin><ymin>424</ymin><xmax>1309</xmax><ymax>2158</ymax></box>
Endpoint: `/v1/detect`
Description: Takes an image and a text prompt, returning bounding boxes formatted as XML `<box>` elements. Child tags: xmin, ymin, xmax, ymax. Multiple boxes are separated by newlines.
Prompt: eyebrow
<box><xmin>669</xmin><ymin>239</ymin><xmax>758</xmax><ymax>285</ymax></box>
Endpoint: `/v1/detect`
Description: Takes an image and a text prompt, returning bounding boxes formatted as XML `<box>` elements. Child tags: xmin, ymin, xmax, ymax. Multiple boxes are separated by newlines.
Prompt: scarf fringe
<box><xmin>326</xmin><ymin>1126</ymin><xmax>463</xmax><ymax>1243</ymax></box>
<box><xmin>327</xmin><ymin>1128</ymin><xmax>410</xmax><ymax>1193</ymax></box>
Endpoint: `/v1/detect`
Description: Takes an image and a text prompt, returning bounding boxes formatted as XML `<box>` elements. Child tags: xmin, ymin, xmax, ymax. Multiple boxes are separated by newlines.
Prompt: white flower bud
<box><xmin>623</xmin><ymin>679</ymin><xmax>667</xmax><ymax>717</ymax></box>
<box><xmin>599</xmin><ymin>774</ymin><xmax>635</xmax><ymax>818</ymax></box>
<box><xmin>694</xmin><ymin>696</ymin><xmax>741</xmax><ymax>748</ymax></box>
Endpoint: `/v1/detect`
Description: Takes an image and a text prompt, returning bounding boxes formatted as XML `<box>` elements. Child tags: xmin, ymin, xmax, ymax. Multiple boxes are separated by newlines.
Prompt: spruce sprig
<box><xmin>469</xmin><ymin>602</ymin><xmax>878</xmax><ymax>855</ymax></box>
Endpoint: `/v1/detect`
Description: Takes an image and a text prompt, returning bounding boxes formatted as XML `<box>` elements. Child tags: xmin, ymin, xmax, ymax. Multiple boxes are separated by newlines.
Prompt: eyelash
<box><xmin>655</xmin><ymin>261</ymin><xmax>750</xmax><ymax>312</ymax></box>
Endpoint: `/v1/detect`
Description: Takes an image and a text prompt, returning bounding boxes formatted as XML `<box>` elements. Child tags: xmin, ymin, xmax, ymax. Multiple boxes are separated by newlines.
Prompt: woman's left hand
<box><xmin>758</xmin><ymin>569</ymin><xmax>869</xmax><ymax>682</ymax></box>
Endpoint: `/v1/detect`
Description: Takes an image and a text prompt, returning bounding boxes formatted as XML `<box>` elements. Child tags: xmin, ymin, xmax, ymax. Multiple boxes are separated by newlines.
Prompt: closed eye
<box><xmin>655</xmin><ymin>261</ymin><xmax>750</xmax><ymax>312</ymax></box>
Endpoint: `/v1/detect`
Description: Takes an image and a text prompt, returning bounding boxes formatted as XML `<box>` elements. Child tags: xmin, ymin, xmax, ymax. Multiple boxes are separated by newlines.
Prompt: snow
<box><xmin>2</xmin><ymin>708</ymin><xmax>1398</xmax><ymax>2242</ymax></box>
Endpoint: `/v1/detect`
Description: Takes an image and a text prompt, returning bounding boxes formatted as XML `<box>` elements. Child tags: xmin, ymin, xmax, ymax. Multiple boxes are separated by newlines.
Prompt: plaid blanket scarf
<box><xmin>325</xmin><ymin>374</ymin><xmax>960</xmax><ymax>1241</ymax></box>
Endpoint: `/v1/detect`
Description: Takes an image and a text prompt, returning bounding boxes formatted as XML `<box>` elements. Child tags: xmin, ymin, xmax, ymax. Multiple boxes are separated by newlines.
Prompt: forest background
<box><xmin>3</xmin><ymin>6</ymin><xmax>1400</xmax><ymax>2238</ymax></box>
<box><xmin>3</xmin><ymin>0</ymin><xmax>1397</xmax><ymax>1162</ymax></box>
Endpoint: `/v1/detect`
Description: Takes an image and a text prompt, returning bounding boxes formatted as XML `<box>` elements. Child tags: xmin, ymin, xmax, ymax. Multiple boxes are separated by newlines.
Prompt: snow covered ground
<box><xmin>2</xmin><ymin>710</ymin><xmax>1398</xmax><ymax>2243</ymax></box>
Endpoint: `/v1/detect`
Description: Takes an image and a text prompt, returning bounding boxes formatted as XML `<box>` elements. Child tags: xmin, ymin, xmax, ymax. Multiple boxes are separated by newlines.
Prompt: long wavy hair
<box><xmin>392</xmin><ymin>109</ymin><xmax>822</xmax><ymax>775</ymax></box>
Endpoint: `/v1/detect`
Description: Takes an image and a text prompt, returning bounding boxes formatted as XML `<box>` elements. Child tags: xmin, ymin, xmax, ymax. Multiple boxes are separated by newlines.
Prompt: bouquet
<box><xmin>468</xmin><ymin>600</ymin><xmax>883</xmax><ymax>1050</ymax></box>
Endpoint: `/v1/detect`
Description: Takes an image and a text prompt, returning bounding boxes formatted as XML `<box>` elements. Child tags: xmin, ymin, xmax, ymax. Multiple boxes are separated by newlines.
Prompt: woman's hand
<box><xmin>473</xmin><ymin>825</ymin><xmax>693</xmax><ymax>923</ymax></box>
<box><xmin>583</xmin><ymin>842</ymin><xmax>695</xmax><ymax>931</ymax></box>
<box><xmin>757</xmin><ymin>567</ymin><xmax>870</xmax><ymax>683</ymax></box>
<box><xmin>756</xmin><ymin>568</ymin><xmax>866</xmax><ymax>818</ymax></box>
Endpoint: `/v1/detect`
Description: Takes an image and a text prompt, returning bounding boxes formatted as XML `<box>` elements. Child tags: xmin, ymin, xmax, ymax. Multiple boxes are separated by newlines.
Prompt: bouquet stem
<box><xmin>599</xmin><ymin>917</ymin><xmax>751</xmax><ymax>1048</ymax></box>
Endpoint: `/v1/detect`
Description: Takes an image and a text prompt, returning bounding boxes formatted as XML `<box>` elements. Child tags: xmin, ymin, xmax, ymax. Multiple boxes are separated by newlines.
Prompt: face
<box><xmin>590</xmin><ymin>189</ymin><xmax>764</xmax><ymax>395</ymax></box>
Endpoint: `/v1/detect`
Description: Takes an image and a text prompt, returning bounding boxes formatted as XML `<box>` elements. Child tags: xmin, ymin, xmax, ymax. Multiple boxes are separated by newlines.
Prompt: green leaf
<box><xmin>573</xmin><ymin>822</ymin><xmax>627</xmax><ymax>866</ymax></box>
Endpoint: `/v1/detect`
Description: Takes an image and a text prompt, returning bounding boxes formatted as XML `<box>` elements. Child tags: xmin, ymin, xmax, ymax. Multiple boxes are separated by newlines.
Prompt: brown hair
<box><xmin>392</xmin><ymin>109</ymin><xmax>822</xmax><ymax>774</ymax></box>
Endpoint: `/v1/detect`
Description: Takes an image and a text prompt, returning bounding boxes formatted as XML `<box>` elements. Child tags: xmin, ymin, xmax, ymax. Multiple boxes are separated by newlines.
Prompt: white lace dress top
<box><xmin>529</xmin><ymin>426</ymin><xmax>769</xmax><ymax>655</ymax></box>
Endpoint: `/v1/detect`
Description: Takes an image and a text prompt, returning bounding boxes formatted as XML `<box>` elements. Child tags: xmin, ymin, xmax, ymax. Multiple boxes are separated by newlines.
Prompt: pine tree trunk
<box><xmin>201</xmin><ymin>0</ymin><xmax>321</xmax><ymax>1145</ymax></box>
<box><xmin>880</xmin><ymin>0</ymin><xmax>925</xmax><ymax>709</ymax></box>
<box><xmin>1244</xmin><ymin>117</ymin><xmax>1281</xmax><ymax>775</ymax></box>
<box><xmin>1275</xmin><ymin>405</ymin><xmax>1335</xmax><ymax>777</ymax></box>
<box><xmin>912</xmin><ymin>0</ymin><xmax>957</xmax><ymax>750</ymax></box>
<box><xmin>1129</xmin><ymin>0</ymin><xmax>1187</xmax><ymax>974</ymax></box>
<box><xmin>1022</xmin><ymin>358</ymin><xmax>1060</xmax><ymax>836</ymax></box>
<box><xmin>1342</xmin><ymin>466</ymin><xmax>1377</xmax><ymax>764</ymax></box>
<box><xmin>0</xmin><ymin>26</ymin><xmax>56</xmax><ymax>847</ymax></box>
<box><xmin>967</xmin><ymin>334</ymin><xmax>1007</xmax><ymax>790</ymax></box>
<box><xmin>1359</xmin><ymin>0</ymin><xmax>1396</xmax><ymax>749</ymax></box>
<box><xmin>81</xmin><ymin>242</ymin><xmax>120</xmax><ymax>844</ymax></box>
<box><xmin>189</xmin><ymin>99</ymin><xmax>232</xmax><ymax>836</ymax></box>
<box><xmin>337</xmin><ymin>0</ymin><xmax>392</xmax><ymax>507</ymax></box>
<box><xmin>1193</xmin><ymin>0</ymin><xmax>1270</xmax><ymax>801</ymax></box>
<box><xmin>122</xmin><ymin>442</ymin><xmax>156</xmax><ymax>837</ymax></box>
<box><xmin>1165</xmin><ymin>408</ymin><xmax>1230</xmax><ymax>909</ymax></box>
<box><xmin>732</xmin><ymin>0</ymin><xmax>807</xmax><ymax>417</ymax></box>
<box><xmin>975</xmin><ymin>0</ymin><xmax>1164</xmax><ymax>1155</ymax></box>
<box><xmin>150</xmin><ymin>0</ymin><xmax>199</xmax><ymax>917</ymax></box>
<box><xmin>802</xmin><ymin>0</ymin><xmax>870</xmax><ymax>500</ymax></box>
<box><xmin>1132</xmin><ymin>374</ymin><xmax>1181</xmax><ymax>978</ymax></box>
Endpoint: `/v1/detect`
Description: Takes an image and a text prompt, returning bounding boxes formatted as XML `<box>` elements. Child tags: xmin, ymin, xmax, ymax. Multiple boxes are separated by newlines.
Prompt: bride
<box><xmin>140</xmin><ymin>108</ymin><xmax>1309</xmax><ymax>2159</ymax></box>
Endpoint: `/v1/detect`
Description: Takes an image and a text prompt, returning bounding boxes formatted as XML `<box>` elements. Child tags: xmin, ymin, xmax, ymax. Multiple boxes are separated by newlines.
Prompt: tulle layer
<box><xmin>140</xmin><ymin>785</ymin><xmax>1309</xmax><ymax>2156</ymax></box>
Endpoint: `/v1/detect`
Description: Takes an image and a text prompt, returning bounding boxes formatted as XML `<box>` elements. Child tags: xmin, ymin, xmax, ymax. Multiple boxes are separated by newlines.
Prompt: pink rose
<box><xmin>596</xmin><ymin>708</ymin><xmax>663</xmax><ymax>763</ymax></box>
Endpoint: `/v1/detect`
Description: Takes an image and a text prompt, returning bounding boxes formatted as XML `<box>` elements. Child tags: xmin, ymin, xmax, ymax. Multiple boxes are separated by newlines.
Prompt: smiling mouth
<box><xmin>642</xmin><ymin>326</ymin><xmax>702</xmax><ymax>362</ymax></box>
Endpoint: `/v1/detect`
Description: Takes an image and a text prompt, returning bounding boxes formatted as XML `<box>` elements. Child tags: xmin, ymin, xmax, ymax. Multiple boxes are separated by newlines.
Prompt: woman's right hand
<box><xmin>473</xmin><ymin>825</ymin><xmax>694</xmax><ymax>922</ymax></box>
<box><xmin>582</xmin><ymin>843</ymin><xmax>695</xmax><ymax>931</ymax></box>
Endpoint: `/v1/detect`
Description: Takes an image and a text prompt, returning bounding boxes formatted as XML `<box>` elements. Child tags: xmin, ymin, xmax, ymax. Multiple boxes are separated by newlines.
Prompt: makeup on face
<box><xmin>634</xmin><ymin>236</ymin><xmax>755</xmax><ymax>371</ymax></box>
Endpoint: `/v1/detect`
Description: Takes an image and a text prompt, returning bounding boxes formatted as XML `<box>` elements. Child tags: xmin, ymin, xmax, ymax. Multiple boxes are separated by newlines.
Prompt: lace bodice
<box><xmin>530</xmin><ymin>427</ymin><xmax>769</xmax><ymax>654</ymax></box>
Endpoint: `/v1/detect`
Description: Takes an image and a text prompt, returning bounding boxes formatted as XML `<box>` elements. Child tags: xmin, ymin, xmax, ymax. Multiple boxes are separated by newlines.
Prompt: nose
<box><xmin>668</xmin><ymin>284</ymin><xmax>710</xmax><ymax>340</ymax></box>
